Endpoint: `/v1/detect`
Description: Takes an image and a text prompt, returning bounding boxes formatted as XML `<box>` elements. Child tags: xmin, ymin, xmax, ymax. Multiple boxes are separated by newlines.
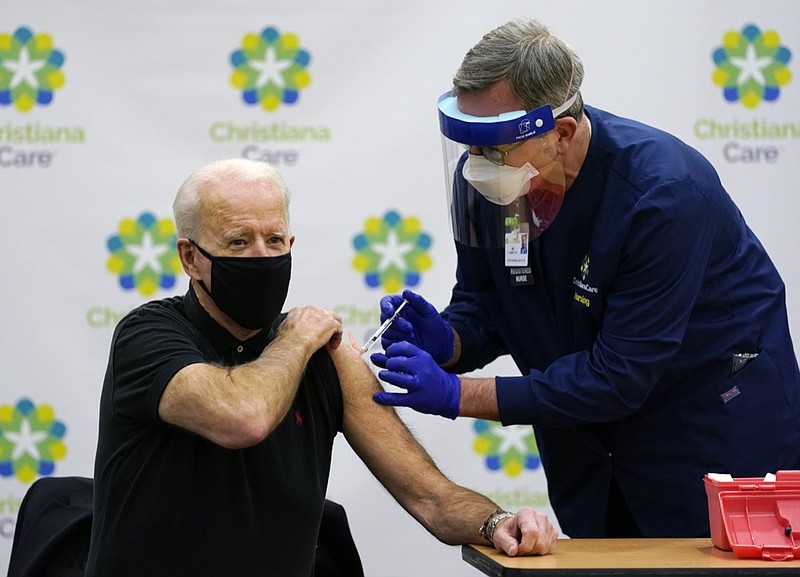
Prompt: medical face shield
<box><xmin>437</xmin><ymin>90</ymin><xmax>578</xmax><ymax>253</ymax></box>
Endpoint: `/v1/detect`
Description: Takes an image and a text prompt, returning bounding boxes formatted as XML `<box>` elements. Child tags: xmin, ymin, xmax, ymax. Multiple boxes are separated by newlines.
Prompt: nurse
<box><xmin>371</xmin><ymin>17</ymin><xmax>800</xmax><ymax>539</ymax></box>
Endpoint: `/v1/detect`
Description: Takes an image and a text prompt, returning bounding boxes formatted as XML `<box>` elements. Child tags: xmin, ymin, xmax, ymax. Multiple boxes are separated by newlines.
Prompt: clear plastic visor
<box><xmin>437</xmin><ymin>91</ymin><xmax>576</xmax><ymax>248</ymax></box>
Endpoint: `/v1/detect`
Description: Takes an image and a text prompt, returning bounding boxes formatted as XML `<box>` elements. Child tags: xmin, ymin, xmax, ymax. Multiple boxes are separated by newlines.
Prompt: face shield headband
<box><xmin>437</xmin><ymin>90</ymin><xmax>578</xmax><ymax>147</ymax></box>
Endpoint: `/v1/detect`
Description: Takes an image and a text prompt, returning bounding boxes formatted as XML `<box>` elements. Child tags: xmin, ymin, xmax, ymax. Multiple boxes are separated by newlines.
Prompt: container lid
<box><xmin>719</xmin><ymin>491</ymin><xmax>800</xmax><ymax>560</ymax></box>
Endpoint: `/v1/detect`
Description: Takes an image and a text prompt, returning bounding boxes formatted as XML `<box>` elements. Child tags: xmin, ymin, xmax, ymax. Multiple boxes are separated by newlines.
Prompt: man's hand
<box><xmin>492</xmin><ymin>507</ymin><xmax>558</xmax><ymax>556</ymax></box>
<box><xmin>370</xmin><ymin>341</ymin><xmax>460</xmax><ymax>419</ymax></box>
<box><xmin>280</xmin><ymin>306</ymin><xmax>343</xmax><ymax>352</ymax></box>
<box><xmin>378</xmin><ymin>290</ymin><xmax>454</xmax><ymax>364</ymax></box>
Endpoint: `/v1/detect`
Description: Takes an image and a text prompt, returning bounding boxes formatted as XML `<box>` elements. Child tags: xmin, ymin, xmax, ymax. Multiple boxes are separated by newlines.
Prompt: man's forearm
<box><xmin>159</xmin><ymin>327</ymin><xmax>316</xmax><ymax>449</ymax></box>
<box><xmin>443</xmin><ymin>330</ymin><xmax>501</xmax><ymax>420</ymax></box>
<box><xmin>458</xmin><ymin>376</ymin><xmax>500</xmax><ymax>420</ymax></box>
<box><xmin>239</xmin><ymin>331</ymin><xmax>314</xmax><ymax>432</ymax></box>
<box><xmin>425</xmin><ymin>483</ymin><xmax>558</xmax><ymax>556</ymax></box>
<box><xmin>421</xmin><ymin>485</ymin><xmax>500</xmax><ymax>546</ymax></box>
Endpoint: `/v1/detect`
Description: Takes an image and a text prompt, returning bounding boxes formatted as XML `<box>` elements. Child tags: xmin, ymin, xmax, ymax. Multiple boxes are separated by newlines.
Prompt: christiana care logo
<box><xmin>712</xmin><ymin>23</ymin><xmax>791</xmax><ymax>109</ymax></box>
<box><xmin>473</xmin><ymin>421</ymin><xmax>552</xmax><ymax>511</ymax></box>
<box><xmin>0</xmin><ymin>398</ymin><xmax>67</xmax><ymax>483</ymax></box>
<box><xmin>473</xmin><ymin>420</ymin><xmax>541</xmax><ymax>477</ymax></box>
<box><xmin>337</xmin><ymin>209</ymin><xmax>433</xmax><ymax>348</ymax></box>
<box><xmin>696</xmin><ymin>23</ymin><xmax>797</xmax><ymax>164</ymax></box>
<box><xmin>106</xmin><ymin>212</ymin><xmax>183</xmax><ymax>297</ymax></box>
<box><xmin>352</xmin><ymin>210</ymin><xmax>433</xmax><ymax>293</ymax></box>
<box><xmin>211</xmin><ymin>25</ymin><xmax>328</xmax><ymax>167</ymax></box>
<box><xmin>0</xmin><ymin>26</ymin><xmax>84</xmax><ymax>169</ymax></box>
<box><xmin>0</xmin><ymin>26</ymin><xmax>66</xmax><ymax>113</ymax></box>
<box><xmin>229</xmin><ymin>26</ymin><xmax>311</xmax><ymax>112</ymax></box>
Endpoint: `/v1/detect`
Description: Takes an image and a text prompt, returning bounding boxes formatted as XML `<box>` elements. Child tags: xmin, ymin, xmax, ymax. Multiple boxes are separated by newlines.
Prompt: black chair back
<box><xmin>6</xmin><ymin>476</ymin><xmax>364</xmax><ymax>577</ymax></box>
<box><xmin>7</xmin><ymin>476</ymin><xmax>93</xmax><ymax>577</ymax></box>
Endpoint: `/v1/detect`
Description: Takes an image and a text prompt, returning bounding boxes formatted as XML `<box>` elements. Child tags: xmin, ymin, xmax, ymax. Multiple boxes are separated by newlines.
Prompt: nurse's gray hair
<box><xmin>452</xmin><ymin>18</ymin><xmax>584</xmax><ymax>120</ymax></box>
<box><xmin>173</xmin><ymin>158</ymin><xmax>291</xmax><ymax>241</ymax></box>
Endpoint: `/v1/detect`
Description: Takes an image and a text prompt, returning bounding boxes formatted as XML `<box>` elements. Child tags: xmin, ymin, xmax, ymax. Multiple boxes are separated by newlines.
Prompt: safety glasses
<box><xmin>476</xmin><ymin>140</ymin><xmax>528</xmax><ymax>167</ymax></box>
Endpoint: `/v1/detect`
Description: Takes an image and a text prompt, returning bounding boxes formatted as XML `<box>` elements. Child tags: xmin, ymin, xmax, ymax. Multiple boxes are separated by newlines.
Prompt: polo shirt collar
<box><xmin>184</xmin><ymin>282</ymin><xmax>275</xmax><ymax>360</ymax></box>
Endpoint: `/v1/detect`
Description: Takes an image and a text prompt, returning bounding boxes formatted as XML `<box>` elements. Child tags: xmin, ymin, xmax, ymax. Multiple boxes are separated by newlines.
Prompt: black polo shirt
<box><xmin>86</xmin><ymin>285</ymin><xmax>343</xmax><ymax>577</ymax></box>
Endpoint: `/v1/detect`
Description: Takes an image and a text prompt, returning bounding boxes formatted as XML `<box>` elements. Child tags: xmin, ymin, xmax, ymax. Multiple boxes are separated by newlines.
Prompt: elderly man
<box><xmin>84</xmin><ymin>158</ymin><xmax>557</xmax><ymax>577</ymax></box>
<box><xmin>372</xmin><ymin>18</ymin><xmax>800</xmax><ymax>539</ymax></box>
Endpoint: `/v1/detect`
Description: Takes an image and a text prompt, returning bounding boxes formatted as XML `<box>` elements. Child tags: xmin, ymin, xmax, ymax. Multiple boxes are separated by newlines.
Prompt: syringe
<box><xmin>360</xmin><ymin>300</ymin><xmax>408</xmax><ymax>355</ymax></box>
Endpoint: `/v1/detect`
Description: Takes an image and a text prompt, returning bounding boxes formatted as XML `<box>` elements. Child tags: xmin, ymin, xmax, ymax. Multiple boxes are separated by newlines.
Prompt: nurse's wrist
<box><xmin>440</xmin><ymin>327</ymin><xmax>461</xmax><ymax>369</ymax></box>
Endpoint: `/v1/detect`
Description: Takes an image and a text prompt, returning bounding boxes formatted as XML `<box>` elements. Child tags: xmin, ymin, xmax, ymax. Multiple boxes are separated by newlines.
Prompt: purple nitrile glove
<box><xmin>371</xmin><ymin>341</ymin><xmax>460</xmax><ymax>419</ymax></box>
<box><xmin>378</xmin><ymin>290</ymin><xmax>454</xmax><ymax>365</ymax></box>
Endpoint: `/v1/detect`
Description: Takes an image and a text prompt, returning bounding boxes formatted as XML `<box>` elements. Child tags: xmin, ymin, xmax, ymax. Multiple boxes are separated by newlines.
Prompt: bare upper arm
<box><xmin>327</xmin><ymin>344</ymin><xmax>447</xmax><ymax>508</ymax></box>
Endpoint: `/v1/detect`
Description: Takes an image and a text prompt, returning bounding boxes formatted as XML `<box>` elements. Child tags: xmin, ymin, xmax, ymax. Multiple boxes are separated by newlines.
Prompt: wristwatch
<box><xmin>479</xmin><ymin>509</ymin><xmax>515</xmax><ymax>543</ymax></box>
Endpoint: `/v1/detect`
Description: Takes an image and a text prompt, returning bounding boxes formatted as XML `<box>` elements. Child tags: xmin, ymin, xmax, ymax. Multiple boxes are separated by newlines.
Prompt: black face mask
<box><xmin>191</xmin><ymin>241</ymin><xmax>291</xmax><ymax>330</ymax></box>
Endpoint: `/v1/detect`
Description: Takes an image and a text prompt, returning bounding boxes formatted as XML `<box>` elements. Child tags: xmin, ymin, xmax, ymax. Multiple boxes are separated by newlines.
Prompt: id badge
<box><xmin>504</xmin><ymin>217</ymin><xmax>529</xmax><ymax>267</ymax></box>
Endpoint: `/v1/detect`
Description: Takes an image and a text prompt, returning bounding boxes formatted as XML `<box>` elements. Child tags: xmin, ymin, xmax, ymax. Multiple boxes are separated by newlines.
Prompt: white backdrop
<box><xmin>1</xmin><ymin>1</ymin><xmax>798</xmax><ymax>575</ymax></box>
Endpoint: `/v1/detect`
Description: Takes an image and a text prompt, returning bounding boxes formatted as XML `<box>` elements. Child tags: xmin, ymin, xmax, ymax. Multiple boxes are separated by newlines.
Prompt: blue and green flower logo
<box><xmin>352</xmin><ymin>210</ymin><xmax>433</xmax><ymax>292</ymax></box>
<box><xmin>107</xmin><ymin>212</ymin><xmax>183</xmax><ymax>297</ymax></box>
<box><xmin>712</xmin><ymin>24</ymin><xmax>792</xmax><ymax>109</ymax></box>
<box><xmin>580</xmin><ymin>255</ymin><xmax>590</xmax><ymax>282</ymax></box>
<box><xmin>0</xmin><ymin>398</ymin><xmax>67</xmax><ymax>483</ymax></box>
<box><xmin>473</xmin><ymin>420</ymin><xmax>540</xmax><ymax>477</ymax></box>
<box><xmin>230</xmin><ymin>26</ymin><xmax>312</xmax><ymax>111</ymax></box>
<box><xmin>0</xmin><ymin>26</ymin><xmax>66</xmax><ymax>113</ymax></box>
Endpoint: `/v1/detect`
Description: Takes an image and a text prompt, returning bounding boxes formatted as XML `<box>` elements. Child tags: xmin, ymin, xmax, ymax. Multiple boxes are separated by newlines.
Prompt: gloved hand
<box><xmin>371</xmin><ymin>341</ymin><xmax>460</xmax><ymax>419</ymax></box>
<box><xmin>378</xmin><ymin>290</ymin><xmax>454</xmax><ymax>365</ymax></box>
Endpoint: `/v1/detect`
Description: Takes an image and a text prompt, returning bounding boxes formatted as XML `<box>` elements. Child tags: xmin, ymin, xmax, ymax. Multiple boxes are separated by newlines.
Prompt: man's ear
<box><xmin>176</xmin><ymin>238</ymin><xmax>202</xmax><ymax>280</ymax></box>
<box><xmin>554</xmin><ymin>116</ymin><xmax>578</xmax><ymax>153</ymax></box>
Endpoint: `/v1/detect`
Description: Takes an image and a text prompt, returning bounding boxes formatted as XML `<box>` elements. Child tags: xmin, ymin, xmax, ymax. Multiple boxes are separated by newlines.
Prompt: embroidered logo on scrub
<box><xmin>0</xmin><ymin>26</ymin><xmax>66</xmax><ymax>113</ymax></box>
<box><xmin>712</xmin><ymin>23</ymin><xmax>792</xmax><ymax>109</ymax></box>
<box><xmin>352</xmin><ymin>210</ymin><xmax>433</xmax><ymax>292</ymax></box>
<box><xmin>473</xmin><ymin>420</ymin><xmax>541</xmax><ymax>477</ymax></box>
<box><xmin>0</xmin><ymin>398</ymin><xmax>67</xmax><ymax>483</ymax></box>
<box><xmin>720</xmin><ymin>386</ymin><xmax>742</xmax><ymax>403</ymax></box>
<box><xmin>573</xmin><ymin>254</ymin><xmax>597</xmax><ymax>308</ymax></box>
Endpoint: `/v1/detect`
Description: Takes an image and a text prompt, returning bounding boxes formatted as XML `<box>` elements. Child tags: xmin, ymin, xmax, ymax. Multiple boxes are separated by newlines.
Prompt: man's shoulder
<box><xmin>587</xmin><ymin>105</ymin><xmax>683</xmax><ymax>150</ymax></box>
<box><xmin>586</xmin><ymin>105</ymin><xmax>716</xmax><ymax>191</ymax></box>
<box><xmin>121</xmin><ymin>294</ymin><xmax>187</xmax><ymax>323</ymax></box>
<box><xmin>111</xmin><ymin>295</ymin><xmax>194</xmax><ymax>343</ymax></box>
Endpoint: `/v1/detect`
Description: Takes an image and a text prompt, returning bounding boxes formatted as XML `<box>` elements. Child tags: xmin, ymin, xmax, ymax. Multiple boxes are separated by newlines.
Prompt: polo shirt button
<box><xmin>237</xmin><ymin>345</ymin><xmax>244</xmax><ymax>353</ymax></box>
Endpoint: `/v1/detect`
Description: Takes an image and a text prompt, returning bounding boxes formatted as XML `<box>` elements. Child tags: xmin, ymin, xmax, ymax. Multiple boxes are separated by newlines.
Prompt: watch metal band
<box><xmin>478</xmin><ymin>510</ymin><xmax>515</xmax><ymax>543</ymax></box>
